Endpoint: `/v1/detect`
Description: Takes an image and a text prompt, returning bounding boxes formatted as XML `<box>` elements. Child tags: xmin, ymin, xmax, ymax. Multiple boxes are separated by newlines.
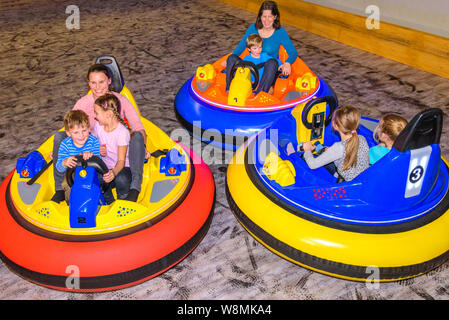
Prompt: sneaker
<box><xmin>125</xmin><ymin>189</ymin><xmax>140</xmax><ymax>202</ymax></box>
<box><xmin>51</xmin><ymin>190</ymin><xmax>65</xmax><ymax>203</ymax></box>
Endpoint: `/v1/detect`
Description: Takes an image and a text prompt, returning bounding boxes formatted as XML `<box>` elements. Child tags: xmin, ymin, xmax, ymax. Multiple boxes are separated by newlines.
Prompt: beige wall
<box><xmin>302</xmin><ymin>0</ymin><xmax>449</xmax><ymax>38</ymax></box>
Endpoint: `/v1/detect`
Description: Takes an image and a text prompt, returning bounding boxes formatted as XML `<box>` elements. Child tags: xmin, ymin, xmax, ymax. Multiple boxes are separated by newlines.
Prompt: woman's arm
<box><xmin>279</xmin><ymin>27</ymin><xmax>297</xmax><ymax>65</ymax></box>
<box><xmin>232</xmin><ymin>24</ymin><xmax>257</xmax><ymax>56</ymax></box>
<box><xmin>275</xmin><ymin>27</ymin><xmax>298</xmax><ymax>75</ymax></box>
<box><xmin>117</xmin><ymin>93</ymin><xmax>147</xmax><ymax>145</ymax></box>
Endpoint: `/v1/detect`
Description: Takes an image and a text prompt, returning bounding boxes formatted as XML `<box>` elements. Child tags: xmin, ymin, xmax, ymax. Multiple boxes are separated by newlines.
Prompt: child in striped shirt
<box><xmin>52</xmin><ymin>110</ymin><xmax>101</xmax><ymax>203</ymax></box>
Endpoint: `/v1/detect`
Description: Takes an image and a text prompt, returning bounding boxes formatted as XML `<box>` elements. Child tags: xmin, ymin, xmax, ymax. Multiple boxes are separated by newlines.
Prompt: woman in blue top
<box><xmin>225</xmin><ymin>1</ymin><xmax>298</xmax><ymax>94</ymax></box>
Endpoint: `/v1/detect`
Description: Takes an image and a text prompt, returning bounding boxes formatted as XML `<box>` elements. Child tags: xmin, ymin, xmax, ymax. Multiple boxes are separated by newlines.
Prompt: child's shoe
<box><xmin>125</xmin><ymin>189</ymin><xmax>139</xmax><ymax>202</ymax></box>
<box><xmin>51</xmin><ymin>190</ymin><xmax>65</xmax><ymax>203</ymax></box>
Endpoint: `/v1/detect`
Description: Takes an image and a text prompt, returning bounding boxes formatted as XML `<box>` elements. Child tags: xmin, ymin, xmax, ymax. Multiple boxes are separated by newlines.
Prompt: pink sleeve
<box><xmin>91</xmin><ymin>122</ymin><xmax>98</xmax><ymax>138</ymax></box>
<box><xmin>116</xmin><ymin>93</ymin><xmax>145</xmax><ymax>132</ymax></box>
<box><xmin>73</xmin><ymin>94</ymin><xmax>96</xmax><ymax>131</ymax></box>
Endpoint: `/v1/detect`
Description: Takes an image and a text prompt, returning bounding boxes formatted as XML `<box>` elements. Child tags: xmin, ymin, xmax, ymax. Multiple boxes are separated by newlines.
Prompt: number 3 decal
<box><xmin>405</xmin><ymin>146</ymin><xmax>432</xmax><ymax>198</ymax></box>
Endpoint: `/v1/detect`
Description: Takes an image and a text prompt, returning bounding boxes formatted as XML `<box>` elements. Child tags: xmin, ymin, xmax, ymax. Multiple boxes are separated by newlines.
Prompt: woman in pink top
<box><xmin>52</xmin><ymin>64</ymin><xmax>146</xmax><ymax>203</ymax></box>
<box><xmin>92</xmin><ymin>94</ymin><xmax>132</xmax><ymax>204</ymax></box>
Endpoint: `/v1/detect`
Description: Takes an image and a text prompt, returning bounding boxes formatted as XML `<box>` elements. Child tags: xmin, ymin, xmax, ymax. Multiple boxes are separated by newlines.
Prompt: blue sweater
<box><xmin>233</xmin><ymin>24</ymin><xmax>298</xmax><ymax>65</ymax></box>
<box><xmin>243</xmin><ymin>52</ymin><xmax>281</xmax><ymax>82</ymax></box>
<box><xmin>56</xmin><ymin>134</ymin><xmax>101</xmax><ymax>173</ymax></box>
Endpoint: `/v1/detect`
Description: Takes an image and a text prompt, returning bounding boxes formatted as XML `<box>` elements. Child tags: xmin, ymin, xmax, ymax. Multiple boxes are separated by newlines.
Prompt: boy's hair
<box><xmin>64</xmin><ymin>109</ymin><xmax>90</xmax><ymax>131</ymax></box>
<box><xmin>246</xmin><ymin>33</ymin><xmax>263</xmax><ymax>49</ymax></box>
<box><xmin>332</xmin><ymin>106</ymin><xmax>362</xmax><ymax>171</ymax></box>
<box><xmin>378</xmin><ymin>113</ymin><xmax>408</xmax><ymax>143</ymax></box>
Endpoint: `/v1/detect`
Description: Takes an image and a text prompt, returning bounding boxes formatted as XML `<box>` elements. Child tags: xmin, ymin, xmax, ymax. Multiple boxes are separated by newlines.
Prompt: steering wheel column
<box><xmin>291</xmin><ymin>95</ymin><xmax>338</xmax><ymax>147</ymax></box>
<box><xmin>65</xmin><ymin>155</ymin><xmax>110</xmax><ymax>228</ymax></box>
<box><xmin>227</xmin><ymin>60</ymin><xmax>259</xmax><ymax>106</ymax></box>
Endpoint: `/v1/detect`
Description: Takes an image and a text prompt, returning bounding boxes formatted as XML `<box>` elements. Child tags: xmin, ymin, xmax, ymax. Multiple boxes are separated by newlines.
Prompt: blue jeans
<box><xmin>128</xmin><ymin>131</ymin><xmax>145</xmax><ymax>192</ymax></box>
<box><xmin>100</xmin><ymin>167</ymin><xmax>132</xmax><ymax>204</ymax></box>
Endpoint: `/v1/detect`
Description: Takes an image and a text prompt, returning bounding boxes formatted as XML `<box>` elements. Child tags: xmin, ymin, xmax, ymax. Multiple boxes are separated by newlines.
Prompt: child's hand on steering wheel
<box><xmin>82</xmin><ymin>151</ymin><xmax>94</xmax><ymax>160</ymax></box>
<box><xmin>302</xmin><ymin>141</ymin><xmax>315</xmax><ymax>152</ymax></box>
<box><xmin>103</xmin><ymin>170</ymin><xmax>115</xmax><ymax>183</ymax></box>
<box><xmin>62</xmin><ymin>156</ymin><xmax>78</xmax><ymax>168</ymax></box>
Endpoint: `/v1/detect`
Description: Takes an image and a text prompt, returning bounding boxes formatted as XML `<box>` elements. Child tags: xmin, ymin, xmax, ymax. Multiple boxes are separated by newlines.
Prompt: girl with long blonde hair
<box><xmin>302</xmin><ymin>106</ymin><xmax>370</xmax><ymax>181</ymax></box>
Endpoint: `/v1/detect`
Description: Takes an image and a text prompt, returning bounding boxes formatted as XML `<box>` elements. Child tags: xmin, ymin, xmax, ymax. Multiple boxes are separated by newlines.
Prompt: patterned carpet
<box><xmin>0</xmin><ymin>0</ymin><xmax>449</xmax><ymax>300</ymax></box>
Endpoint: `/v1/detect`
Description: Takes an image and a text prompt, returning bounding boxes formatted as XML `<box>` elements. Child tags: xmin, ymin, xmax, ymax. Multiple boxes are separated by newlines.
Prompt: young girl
<box><xmin>302</xmin><ymin>106</ymin><xmax>370</xmax><ymax>181</ymax></box>
<box><xmin>92</xmin><ymin>93</ymin><xmax>132</xmax><ymax>204</ymax></box>
<box><xmin>369</xmin><ymin>113</ymin><xmax>408</xmax><ymax>165</ymax></box>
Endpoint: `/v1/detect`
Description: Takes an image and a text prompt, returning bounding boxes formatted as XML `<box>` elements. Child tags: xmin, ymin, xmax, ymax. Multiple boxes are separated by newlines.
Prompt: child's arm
<box><xmin>56</xmin><ymin>141</ymin><xmax>75</xmax><ymax>172</ymax></box>
<box><xmin>103</xmin><ymin>145</ymin><xmax>128</xmax><ymax>183</ymax></box>
<box><xmin>303</xmin><ymin>142</ymin><xmax>344</xmax><ymax>170</ymax></box>
<box><xmin>81</xmin><ymin>135</ymin><xmax>101</xmax><ymax>160</ymax></box>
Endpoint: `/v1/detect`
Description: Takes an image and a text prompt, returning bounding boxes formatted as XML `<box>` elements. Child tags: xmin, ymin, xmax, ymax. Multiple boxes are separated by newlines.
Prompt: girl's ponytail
<box><xmin>332</xmin><ymin>106</ymin><xmax>361</xmax><ymax>171</ymax></box>
<box><xmin>112</xmin><ymin>108</ymin><xmax>132</xmax><ymax>135</ymax></box>
<box><xmin>342</xmin><ymin>130</ymin><xmax>359</xmax><ymax>171</ymax></box>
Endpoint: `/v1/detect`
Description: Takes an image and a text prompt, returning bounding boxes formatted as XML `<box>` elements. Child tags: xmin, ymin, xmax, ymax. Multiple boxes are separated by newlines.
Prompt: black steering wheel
<box><xmin>65</xmin><ymin>155</ymin><xmax>110</xmax><ymax>192</ymax></box>
<box><xmin>301</xmin><ymin>96</ymin><xmax>338</xmax><ymax>130</ymax></box>
<box><xmin>229</xmin><ymin>60</ymin><xmax>259</xmax><ymax>90</ymax></box>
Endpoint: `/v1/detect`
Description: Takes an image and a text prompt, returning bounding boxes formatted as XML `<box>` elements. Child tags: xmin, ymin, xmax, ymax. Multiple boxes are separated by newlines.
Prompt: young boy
<box><xmin>242</xmin><ymin>33</ymin><xmax>282</xmax><ymax>94</ymax></box>
<box><xmin>51</xmin><ymin>109</ymin><xmax>101</xmax><ymax>203</ymax></box>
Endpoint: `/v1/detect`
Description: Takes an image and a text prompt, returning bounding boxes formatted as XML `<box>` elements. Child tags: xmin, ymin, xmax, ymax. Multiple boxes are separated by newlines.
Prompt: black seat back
<box><xmin>392</xmin><ymin>108</ymin><xmax>443</xmax><ymax>152</ymax></box>
<box><xmin>95</xmin><ymin>55</ymin><xmax>124</xmax><ymax>93</ymax></box>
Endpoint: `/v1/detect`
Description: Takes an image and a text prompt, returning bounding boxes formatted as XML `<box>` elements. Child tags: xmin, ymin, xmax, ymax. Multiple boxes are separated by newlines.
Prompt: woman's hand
<box><xmin>103</xmin><ymin>170</ymin><xmax>115</xmax><ymax>183</ymax></box>
<box><xmin>279</xmin><ymin>62</ymin><xmax>291</xmax><ymax>76</ymax></box>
